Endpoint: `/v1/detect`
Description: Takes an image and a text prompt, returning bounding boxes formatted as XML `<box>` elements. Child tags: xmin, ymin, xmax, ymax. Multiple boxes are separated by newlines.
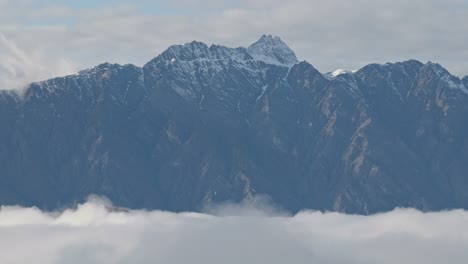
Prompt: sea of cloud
<box><xmin>1</xmin><ymin>196</ymin><xmax>468</xmax><ymax>264</ymax></box>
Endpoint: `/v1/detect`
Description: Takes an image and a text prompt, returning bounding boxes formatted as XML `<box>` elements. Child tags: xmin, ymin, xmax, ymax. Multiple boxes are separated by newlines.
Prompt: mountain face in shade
<box><xmin>1</xmin><ymin>35</ymin><xmax>468</xmax><ymax>214</ymax></box>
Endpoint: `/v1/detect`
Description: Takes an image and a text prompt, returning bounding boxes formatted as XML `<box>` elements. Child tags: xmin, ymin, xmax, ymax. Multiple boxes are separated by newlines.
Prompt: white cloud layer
<box><xmin>1</xmin><ymin>196</ymin><xmax>468</xmax><ymax>264</ymax></box>
<box><xmin>1</xmin><ymin>0</ymin><xmax>468</xmax><ymax>90</ymax></box>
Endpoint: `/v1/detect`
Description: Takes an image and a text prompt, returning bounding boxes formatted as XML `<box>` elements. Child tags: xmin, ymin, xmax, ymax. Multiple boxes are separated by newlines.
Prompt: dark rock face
<box><xmin>1</xmin><ymin>35</ymin><xmax>468</xmax><ymax>214</ymax></box>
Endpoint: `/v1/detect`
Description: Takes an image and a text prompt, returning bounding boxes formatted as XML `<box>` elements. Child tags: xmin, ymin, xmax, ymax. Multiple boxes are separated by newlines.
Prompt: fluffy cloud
<box><xmin>0</xmin><ymin>0</ymin><xmax>468</xmax><ymax>90</ymax></box>
<box><xmin>1</xmin><ymin>196</ymin><xmax>468</xmax><ymax>264</ymax></box>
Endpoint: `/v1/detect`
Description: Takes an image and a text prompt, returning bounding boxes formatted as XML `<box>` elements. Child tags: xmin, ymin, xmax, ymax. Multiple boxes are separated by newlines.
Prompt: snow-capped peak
<box><xmin>324</xmin><ymin>69</ymin><xmax>354</xmax><ymax>79</ymax></box>
<box><xmin>424</xmin><ymin>62</ymin><xmax>468</xmax><ymax>95</ymax></box>
<box><xmin>247</xmin><ymin>34</ymin><xmax>298</xmax><ymax>66</ymax></box>
<box><xmin>146</xmin><ymin>34</ymin><xmax>298</xmax><ymax>68</ymax></box>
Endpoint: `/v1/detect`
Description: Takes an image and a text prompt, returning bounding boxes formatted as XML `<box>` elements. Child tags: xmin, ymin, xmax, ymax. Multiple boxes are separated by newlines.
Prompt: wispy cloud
<box><xmin>1</xmin><ymin>197</ymin><xmax>468</xmax><ymax>264</ymax></box>
<box><xmin>0</xmin><ymin>33</ymin><xmax>76</xmax><ymax>90</ymax></box>
<box><xmin>1</xmin><ymin>0</ymin><xmax>468</xmax><ymax>90</ymax></box>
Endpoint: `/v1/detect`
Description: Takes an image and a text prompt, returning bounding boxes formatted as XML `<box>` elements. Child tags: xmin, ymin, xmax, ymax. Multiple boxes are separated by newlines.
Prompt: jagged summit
<box><xmin>248</xmin><ymin>34</ymin><xmax>298</xmax><ymax>66</ymax></box>
<box><xmin>357</xmin><ymin>59</ymin><xmax>423</xmax><ymax>73</ymax></box>
<box><xmin>420</xmin><ymin>61</ymin><xmax>468</xmax><ymax>95</ymax></box>
<box><xmin>353</xmin><ymin>60</ymin><xmax>425</xmax><ymax>85</ymax></box>
<box><xmin>152</xmin><ymin>41</ymin><xmax>213</xmax><ymax>62</ymax></box>
<box><xmin>325</xmin><ymin>60</ymin><xmax>424</xmax><ymax>83</ymax></box>
<box><xmin>146</xmin><ymin>34</ymin><xmax>299</xmax><ymax>68</ymax></box>
<box><xmin>423</xmin><ymin>61</ymin><xmax>454</xmax><ymax>77</ymax></box>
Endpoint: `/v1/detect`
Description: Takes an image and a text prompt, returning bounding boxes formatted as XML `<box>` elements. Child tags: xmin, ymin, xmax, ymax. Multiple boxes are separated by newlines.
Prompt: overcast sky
<box><xmin>1</xmin><ymin>0</ymin><xmax>468</xmax><ymax>89</ymax></box>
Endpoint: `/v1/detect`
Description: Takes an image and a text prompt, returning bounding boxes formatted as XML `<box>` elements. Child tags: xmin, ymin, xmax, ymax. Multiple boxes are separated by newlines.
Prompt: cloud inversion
<box><xmin>1</xmin><ymin>197</ymin><xmax>468</xmax><ymax>264</ymax></box>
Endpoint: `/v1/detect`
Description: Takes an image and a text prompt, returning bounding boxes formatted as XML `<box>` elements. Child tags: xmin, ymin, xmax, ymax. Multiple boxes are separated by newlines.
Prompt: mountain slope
<box><xmin>0</xmin><ymin>35</ymin><xmax>467</xmax><ymax>214</ymax></box>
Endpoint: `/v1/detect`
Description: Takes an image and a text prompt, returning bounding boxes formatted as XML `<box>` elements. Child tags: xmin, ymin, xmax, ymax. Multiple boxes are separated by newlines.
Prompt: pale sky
<box><xmin>1</xmin><ymin>0</ymin><xmax>468</xmax><ymax>89</ymax></box>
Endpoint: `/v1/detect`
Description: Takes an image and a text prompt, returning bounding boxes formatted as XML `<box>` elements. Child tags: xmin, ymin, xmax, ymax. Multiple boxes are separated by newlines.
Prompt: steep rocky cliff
<box><xmin>1</xmin><ymin>35</ymin><xmax>467</xmax><ymax>214</ymax></box>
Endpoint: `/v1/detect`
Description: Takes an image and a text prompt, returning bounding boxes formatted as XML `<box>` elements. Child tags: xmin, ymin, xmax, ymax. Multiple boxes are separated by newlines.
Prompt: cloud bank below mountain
<box><xmin>1</xmin><ymin>197</ymin><xmax>468</xmax><ymax>264</ymax></box>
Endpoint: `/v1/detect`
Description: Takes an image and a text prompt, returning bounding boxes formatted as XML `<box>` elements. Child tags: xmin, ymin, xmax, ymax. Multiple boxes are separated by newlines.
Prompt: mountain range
<box><xmin>1</xmin><ymin>35</ymin><xmax>468</xmax><ymax>214</ymax></box>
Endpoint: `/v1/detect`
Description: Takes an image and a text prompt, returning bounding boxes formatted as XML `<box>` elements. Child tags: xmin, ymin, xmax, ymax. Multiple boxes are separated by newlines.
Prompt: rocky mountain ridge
<box><xmin>1</xmin><ymin>35</ymin><xmax>467</xmax><ymax>214</ymax></box>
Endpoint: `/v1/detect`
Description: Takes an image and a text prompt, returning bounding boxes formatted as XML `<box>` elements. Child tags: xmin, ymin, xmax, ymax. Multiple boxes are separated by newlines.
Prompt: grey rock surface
<box><xmin>1</xmin><ymin>36</ymin><xmax>467</xmax><ymax>214</ymax></box>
